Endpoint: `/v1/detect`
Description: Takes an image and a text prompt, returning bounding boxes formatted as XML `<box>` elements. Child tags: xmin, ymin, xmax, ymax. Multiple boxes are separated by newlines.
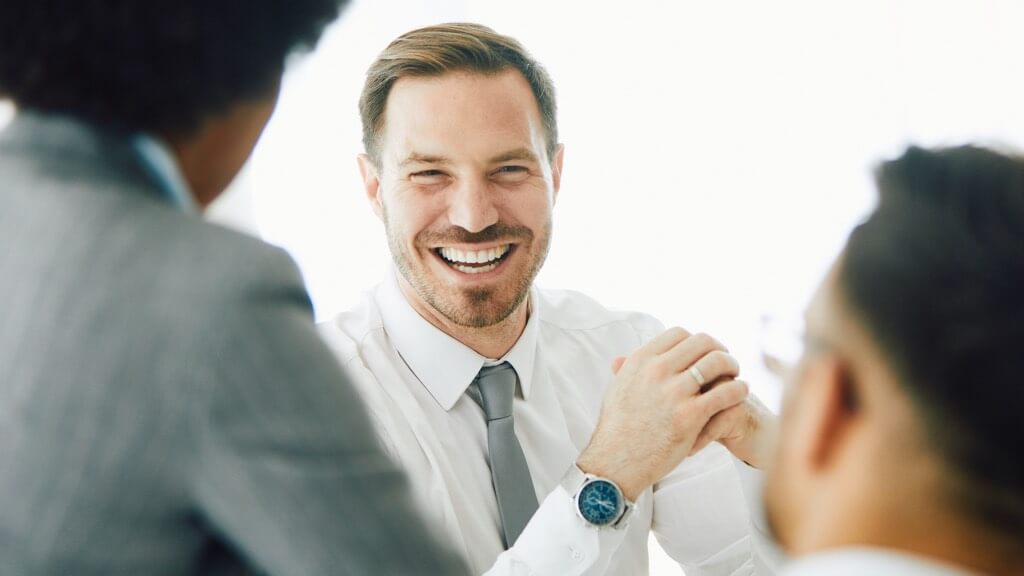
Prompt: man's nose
<box><xmin>447</xmin><ymin>178</ymin><xmax>499</xmax><ymax>234</ymax></box>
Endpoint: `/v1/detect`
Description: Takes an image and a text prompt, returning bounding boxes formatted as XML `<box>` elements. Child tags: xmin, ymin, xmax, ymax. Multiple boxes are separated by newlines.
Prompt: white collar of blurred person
<box><xmin>378</xmin><ymin>268</ymin><xmax>538</xmax><ymax>410</ymax></box>
<box><xmin>781</xmin><ymin>548</ymin><xmax>980</xmax><ymax>576</ymax></box>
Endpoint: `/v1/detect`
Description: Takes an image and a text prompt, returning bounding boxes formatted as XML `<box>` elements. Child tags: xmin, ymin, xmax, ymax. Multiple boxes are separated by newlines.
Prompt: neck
<box><xmin>163</xmin><ymin>134</ymin><xmax>218</xmax><ymax>209</ymax></box>
<box><xmin>160</xmin><ymin>94</ymin><xmax>277</xmax><ymax>209</ymax></box>
<box><xmin>397</xmin><ymin>274</ymin><xmax>529</xmax><ymax>359</ymax></box>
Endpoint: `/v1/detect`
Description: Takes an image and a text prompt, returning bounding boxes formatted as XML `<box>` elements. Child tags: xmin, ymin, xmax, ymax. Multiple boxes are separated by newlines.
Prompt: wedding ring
<box><xmin>688</xmin><ymin>365</ymin><xmax>706</xmax><ymax>387</ymax></box>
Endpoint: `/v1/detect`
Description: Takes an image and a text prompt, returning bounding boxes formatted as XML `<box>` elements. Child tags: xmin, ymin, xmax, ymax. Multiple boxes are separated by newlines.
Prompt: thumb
<box><xmin>611</xmin><ymin>356</ymin><xmax>627</xmax><ymax>374</ymax></box>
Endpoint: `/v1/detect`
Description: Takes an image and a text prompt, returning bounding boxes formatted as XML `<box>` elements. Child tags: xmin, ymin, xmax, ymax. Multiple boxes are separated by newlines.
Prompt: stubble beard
<box><xmin>384</xmin><ymin>208</ymin><xmax>551</xmax><ymax>329</ymax></box>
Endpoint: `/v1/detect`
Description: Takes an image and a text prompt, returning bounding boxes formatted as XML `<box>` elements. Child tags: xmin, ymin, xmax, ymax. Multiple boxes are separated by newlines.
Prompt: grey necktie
<box><xmin>470</xmin><ymin>362</ymin><xmax>539</xmax><ymax>548</ymax></box>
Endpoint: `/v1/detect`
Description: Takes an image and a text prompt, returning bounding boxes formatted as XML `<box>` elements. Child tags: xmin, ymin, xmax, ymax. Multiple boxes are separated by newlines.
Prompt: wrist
<box><xmin>725</xmin><ymin>410</ymin><xmax>778</xmax><ymax>469</ymax></box>
<box><xmin>576</xmin><ymin>452</ymin><xmax>645</xmax><ymax>502</ymax></box>
<box><xmin>562</xmin><ymin>464</ymin><xmax>635</xmax><ymax>529</ymax></box>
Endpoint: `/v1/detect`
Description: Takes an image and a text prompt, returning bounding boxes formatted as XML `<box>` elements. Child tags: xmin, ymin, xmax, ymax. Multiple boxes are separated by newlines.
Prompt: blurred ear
<box><xmin>357</xmin><ymin>154</ymin><xmax>383</xmax><ymax>220</ymax></box>
<box><xmin>796</xmin><ymin>353</ymin><xmax>860</xmax><ymax>472</ymax></box>
<box><xmin>550</xmin><ymin>144</ymin><xmax>564</xmax><ymax>204</ymax></box>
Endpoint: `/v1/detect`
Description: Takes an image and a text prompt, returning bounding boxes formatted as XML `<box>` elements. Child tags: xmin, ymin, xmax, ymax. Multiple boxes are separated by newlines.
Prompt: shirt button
<box><xmin>571</xmin><ymin>547</ymin><xmax>584</xmax><ymax>561</ymax></box>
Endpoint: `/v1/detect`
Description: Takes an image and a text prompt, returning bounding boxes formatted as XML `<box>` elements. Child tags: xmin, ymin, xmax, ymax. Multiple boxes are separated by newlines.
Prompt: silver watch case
<box><xmin>561</xmin><ymin>464</ymin><xmax>634</xmax><ymax>529</ymax></box>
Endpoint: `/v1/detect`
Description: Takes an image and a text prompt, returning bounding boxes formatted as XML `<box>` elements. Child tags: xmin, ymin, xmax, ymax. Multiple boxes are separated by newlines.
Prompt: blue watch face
<box><xmin>578</xmin><ymin>479</ymin><xmax>622</xmax><ymax>526</ymax></box>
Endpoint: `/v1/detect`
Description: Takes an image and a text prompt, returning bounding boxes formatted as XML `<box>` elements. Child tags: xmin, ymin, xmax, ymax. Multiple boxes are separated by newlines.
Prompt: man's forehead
<box><xmin>380</xmin><ymin>70</ymin><xmax>547</xmax><ymax>164</ymax></box>
<box><xmin>396</xmin><ymin>146</ymin><xmax>540</xmax><ymax>167</ymax></box>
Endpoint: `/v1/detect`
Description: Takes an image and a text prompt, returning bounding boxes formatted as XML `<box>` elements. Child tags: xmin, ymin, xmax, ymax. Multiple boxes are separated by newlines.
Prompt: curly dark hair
<box><xmin>840</xmin><ymin>144</ymin><xmax>1024</xmax><ymax>538</ymax></box>
<box><xmin>0</xmin><ymin>0</ymin><xmax>347</xmax><ymax>135</ymax></box>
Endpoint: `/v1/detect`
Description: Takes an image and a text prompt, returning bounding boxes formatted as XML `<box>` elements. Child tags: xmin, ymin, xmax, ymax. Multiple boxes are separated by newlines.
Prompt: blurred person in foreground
<box><xmin>0</xmin><ymin>1</ymin><xmax>468</xmax><ymax>574</ymax></box>
<box><xmin>319</xmin><ymin>23</ymin><xmax>780</xmax><ymax>575</ymax></box>
<box><xmin>766</xmin><ymin>145</ymin><xmax>1024</xmax><ymax>576</ymax></box>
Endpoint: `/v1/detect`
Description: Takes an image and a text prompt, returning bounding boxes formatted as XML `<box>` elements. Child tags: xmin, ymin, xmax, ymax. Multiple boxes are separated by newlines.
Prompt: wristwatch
<box><xmin>561</xmin><ymin>464</ymin><xmax>634</xmax><ymax>529</ymax></box>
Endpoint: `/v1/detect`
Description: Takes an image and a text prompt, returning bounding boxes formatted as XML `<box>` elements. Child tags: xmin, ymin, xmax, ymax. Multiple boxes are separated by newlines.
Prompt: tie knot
<box><xmin>474</xmin><ymin>362</ymin><xmax>517</xmax><ymax>421</ymax></box>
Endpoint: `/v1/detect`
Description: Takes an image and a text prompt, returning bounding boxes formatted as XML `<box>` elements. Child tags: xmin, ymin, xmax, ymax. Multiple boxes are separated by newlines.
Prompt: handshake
<box><xmin>577</xmin><ymin>327</ymin><xmax>776</xmax><ymax>501</ymax></box>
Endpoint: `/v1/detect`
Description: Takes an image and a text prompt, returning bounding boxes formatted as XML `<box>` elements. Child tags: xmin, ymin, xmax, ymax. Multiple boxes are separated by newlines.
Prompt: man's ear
<box><xmin>799</xmin><ymin>354</ymin><xmax>860</xmax><ymax>472</ymax></box>
<box><xmin>357</xmin><ymin>153</ymin><xmax>384</xmax><ymax>220</ymax></box>
<box><xmin>551</xmin><ymin>144</ymin><xmax>565</xmax><ymax>204</ymax></box>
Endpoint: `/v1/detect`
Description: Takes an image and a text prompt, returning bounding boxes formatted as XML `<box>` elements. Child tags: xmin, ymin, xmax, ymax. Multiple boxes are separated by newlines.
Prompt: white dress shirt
<box><xmin>781</xmin><ymin>549</ymin><xmax>982</xmax><ymax>575</ymax></box>
<box><xmin>319</xmin><ymin>271</ymin><xmax>780</xmax><ymax>575</ymax></box>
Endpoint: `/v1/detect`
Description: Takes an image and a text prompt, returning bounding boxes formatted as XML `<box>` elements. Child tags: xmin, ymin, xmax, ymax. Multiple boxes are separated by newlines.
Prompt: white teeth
<box><xmin>439</xmin><ymin>244</ymin><xmax>510</xmax><ymax>265</ymax></box>
<box><xmin>453</xmin><ymin>262</ymin><xmax>500</xmax><ymax>274</ymax></box>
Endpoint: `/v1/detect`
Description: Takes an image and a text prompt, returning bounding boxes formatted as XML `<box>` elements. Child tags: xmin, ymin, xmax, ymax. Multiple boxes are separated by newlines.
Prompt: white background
<box><xmin>3</xmin><ymin>1</ymin><xmax>1022</xmax><ymax>573</ymax></box>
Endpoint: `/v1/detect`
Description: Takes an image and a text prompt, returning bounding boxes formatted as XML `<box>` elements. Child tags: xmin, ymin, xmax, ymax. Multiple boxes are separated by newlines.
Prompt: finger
<box><xmin>697</xmin><ymin>379</ymin><xmax>749</xmax><ymax>418</ymax></box>
<box><xmin>669</xmin><ymin>356</ymin><xmax>741</xmax><ymax>397</ymax></box>
<box><xmin>661</xmin><ymin>332</ymin><xmax>728</xmax><ymax>375</ymax></box>
<box><xmin>668</xmin><ymin>349</ymin><xmax>740</xmax><ymax>393</ymax></box>
<box><xmin>690</xmin><ymin>351</ymin><xmax>741</xmax><ymax>390</ymax></box>
<box><xmin>643</xmin><ymin>326</ymin><xmax>692</xmax><ymax>356</ymax></box>
<box><xmin>688</xmin><ymin>403</ymin><xmax>740</xmax><ymax>456</ymax></box>
<box><xmin>610</xmin><ymin>356</ymin><xmax>626</xmax><ymax>374</ymax></box>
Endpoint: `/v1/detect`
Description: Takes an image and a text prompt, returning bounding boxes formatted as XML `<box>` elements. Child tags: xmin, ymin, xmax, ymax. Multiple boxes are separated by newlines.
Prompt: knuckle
<box><xmin>706</xmin><ymin>351</ymin><xmax>728</xmax><ymax>374</ymax></box>
<box><xmin>668</xmin><ymin>380</ymin><xmax>689</xmax><ymax>402</ymax></box>
<box><xmin>693</xmin><ymin>332</ymin><xmax>727</xmax><ymax>353</ymax></box>
<box><xmin>712</xmin><ymin>351</ymin><xmax>740</xmax><ymax>375</ymax></box>
<box><xmin>666</xmin><ymin>326</ymin><xmax>688</xmax><ymax>339</ymax></box>
<box><xmin>724</xmin><ymin>381</ymin><xmax>749</xmax><ymax>404</ymax></box>
<box><xmin>738</xmin><ymin>380</ymin><xmax>751</xmax><ymax>397</ymax></box>
<box><xmin>692</xmin><ymin>332</ymin><xmax>714</xmax><ymax>350</ymax></box>
<box><xmin>659</xmin><ymin>327</ymin><xmax>687</xmax><ymax>347</ymax></box>
<box><xmin>643</xmin><ymin>360</ymin><xmax>667</xmax><ymax>382</ymax></box>
<box><xmin>673</xmin><ymin>406</ymin><xmax>697</xmax><ymax>432</ymax></box>
<box><xmin>698</xmin><ymin>352</ymin><xmax>721</xmax><ymax>378</ymax></box>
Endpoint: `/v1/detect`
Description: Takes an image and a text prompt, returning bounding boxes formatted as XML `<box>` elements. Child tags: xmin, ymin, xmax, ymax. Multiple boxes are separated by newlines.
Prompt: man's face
<box><xmin>763</xmin><ymin>267</ymin><xmax>839</xmax><ymax>551</ymax></box>
<box><xmin>360</xmin><ymin>69</ymin><xmax>561</xmax><ymax>328</ymax></box>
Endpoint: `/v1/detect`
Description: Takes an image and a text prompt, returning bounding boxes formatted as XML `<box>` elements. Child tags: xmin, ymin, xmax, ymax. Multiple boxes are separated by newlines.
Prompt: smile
<box><xmin>434</xmin><ymin>244</ymin><xmax>513</xmax><ymax>275</ymax></box>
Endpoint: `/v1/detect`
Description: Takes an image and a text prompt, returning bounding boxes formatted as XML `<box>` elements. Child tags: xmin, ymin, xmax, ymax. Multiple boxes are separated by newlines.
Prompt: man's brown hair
<box><xmin>359</xmin><ymin>22</ymin><xmax>558</xmax><ymax>166</ymax></box>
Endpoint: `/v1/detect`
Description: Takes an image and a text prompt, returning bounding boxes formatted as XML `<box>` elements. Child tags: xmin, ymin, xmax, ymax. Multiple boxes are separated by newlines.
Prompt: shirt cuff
<box><xmin>485</xmin><ymin>486</ymin><xmax>629</xmax><ymax>576</ymax></box>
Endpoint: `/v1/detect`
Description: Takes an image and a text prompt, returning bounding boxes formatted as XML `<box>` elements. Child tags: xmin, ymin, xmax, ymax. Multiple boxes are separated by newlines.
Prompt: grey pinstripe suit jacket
<box><xmin>0</xmin><ymin>112</ymin><xmax>468</xmax><ymax>575</ymax></box>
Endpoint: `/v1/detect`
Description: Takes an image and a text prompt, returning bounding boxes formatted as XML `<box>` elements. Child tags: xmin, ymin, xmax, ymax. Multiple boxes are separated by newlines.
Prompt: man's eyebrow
<box><xmin>399</xmin><ymin>153</ymin><xmax>452</xmax><ymax>167</ymax></box>
<box><xmin>491</xmin><ymin>147</ymin><xmax>540</xmax><ymax>164</ymax></box>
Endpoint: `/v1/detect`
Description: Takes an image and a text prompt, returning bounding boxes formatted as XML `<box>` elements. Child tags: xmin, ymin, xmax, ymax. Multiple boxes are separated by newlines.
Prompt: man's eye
<box><xmin>494</xmin><ymin>166</ymin><xmax>530</xmax><ymax>181</ymax></box>
<box><xmin>410</xmin><ymin>170</ymin><xmax>446</xmax><ymax>181</ymax></box>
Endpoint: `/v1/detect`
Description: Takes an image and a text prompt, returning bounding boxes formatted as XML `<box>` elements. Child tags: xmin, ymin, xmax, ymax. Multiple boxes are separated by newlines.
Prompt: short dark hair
<box><xmin>0</xmin><ymin>0</ymin><xmax>347</xmax><ymax>136</ymax></box>
<box><xmin>359</xmin><ymin>23</ymin><xmax>558</xmax><ymax>165</ymax></box>
<box><xmin>839</xmin><ymin>145</ymin><xmax>1024</xmax><ymax>536</ymax></box>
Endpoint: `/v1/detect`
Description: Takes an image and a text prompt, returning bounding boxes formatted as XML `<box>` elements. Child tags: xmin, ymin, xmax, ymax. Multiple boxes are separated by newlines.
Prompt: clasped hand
<box><xmin>577</xmin><ymin>327</ymin><xmax>776</xmax><ymax>501</ymax></box>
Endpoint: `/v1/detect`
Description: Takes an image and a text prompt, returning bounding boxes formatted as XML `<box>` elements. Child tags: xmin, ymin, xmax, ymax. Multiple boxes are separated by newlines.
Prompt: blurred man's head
<box><xmin>766</xmin><ymin>145</ymin><xmax>1024</xmax><ymax>574</ymax></box>
<box><xmin>0</xmin><ymin>0</ymin><xmax>347</xmax><ymax>205</ymax></box>
<box><xmin>356</xmin><ymin>23</ymin><xmax>562</xmax><ymax>330</ymax></box>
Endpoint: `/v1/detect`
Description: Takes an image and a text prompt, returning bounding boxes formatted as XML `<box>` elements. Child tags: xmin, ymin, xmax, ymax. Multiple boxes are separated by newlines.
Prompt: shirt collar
<box><xmin>130</xmin><ymin>134</ymin><xmax>197</xmax><ymax>213</ymax></box>
<box><xmin>377</xmin><ymin>269</ymin><xmax>538</xmax><ymax>411</ymax></box>
<box><xmin>783</xmin><ymin>548</ymin><xmax>979</xmax><ymax>576</ymax></box>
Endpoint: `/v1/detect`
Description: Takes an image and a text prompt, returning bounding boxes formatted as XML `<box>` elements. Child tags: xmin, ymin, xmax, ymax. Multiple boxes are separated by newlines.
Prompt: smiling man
<box><xmin>320</xmin><ymin>23</ymin><xmax>779</xmax><ymax>575</ymax></box>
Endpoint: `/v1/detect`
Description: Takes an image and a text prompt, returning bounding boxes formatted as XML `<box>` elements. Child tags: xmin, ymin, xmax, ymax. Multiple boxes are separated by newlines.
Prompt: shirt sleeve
<box><xmin>483</xmin><ymin>485</ymin><xmax>631</xmax><ymax>576</ymax></box>
<box><xmin>650</xmin><ymin>443</ymin><xmax>782</xmax><ymax>575</ymax></box>
<box><xmin>733</xmin><ymin>458</ymin><xmax>789</xmax><ymax>574</ymax></box>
